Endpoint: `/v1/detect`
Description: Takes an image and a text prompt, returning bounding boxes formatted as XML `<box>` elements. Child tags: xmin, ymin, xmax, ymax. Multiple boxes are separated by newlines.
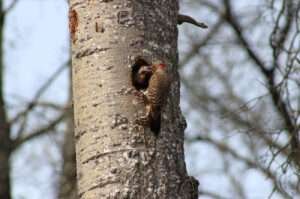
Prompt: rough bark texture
<box><xmin>70</xmin><ymin>0</ymin><xmax>197</xmax><ymax>198</ymax></box>
<box><xmin>0</xmin><ymin>1</ymin><xmax>12</xmax><ymax>198</ymax></box>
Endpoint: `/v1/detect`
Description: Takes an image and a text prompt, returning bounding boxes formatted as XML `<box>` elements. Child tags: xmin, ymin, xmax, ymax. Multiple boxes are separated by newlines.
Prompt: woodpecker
<box><xmin>137</xmin><ymin>62</ymin><xmax>171</xmax><ymax>135</ymax></box>
<box><xmin>132</xmin><ymin>65</ymin><xmax>153</xmax><ymax>90</ymax></box>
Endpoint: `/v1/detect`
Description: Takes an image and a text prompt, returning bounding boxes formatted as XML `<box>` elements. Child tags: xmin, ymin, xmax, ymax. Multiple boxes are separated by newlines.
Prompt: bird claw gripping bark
<box><xmin>133</xmin><ymin>90</ymin><xmax>148</xmax><ymax>104</ymax></box>
<box><xmin>135</xmin><ymin>114</ymin><xmax>149</xmax><ymax>126</ymax></box>
<box><xmin>134</xmin><ymin>92</ymin><xmax>151</xmax><ymax>127</ymax></box>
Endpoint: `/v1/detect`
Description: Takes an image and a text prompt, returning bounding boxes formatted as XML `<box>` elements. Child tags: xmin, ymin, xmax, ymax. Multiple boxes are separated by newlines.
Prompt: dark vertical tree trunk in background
<box><xmin>58</xmin><ymin>68</ymin><xmax>78</xmax><ymax>199</ymax></box>
<box><xmin>0</xmin><ymin>1</ymin><xmax>12</xmax><ymax>199</ymax></box>
<box><xmin>70</xmin><ymin>0</ymin><xmax>197</xmax><ymax>198</ymax></box>
<box><xmin>58</xmin><ymin>109</ymin><xmax>78</xmax><ymax>199</ymax></box>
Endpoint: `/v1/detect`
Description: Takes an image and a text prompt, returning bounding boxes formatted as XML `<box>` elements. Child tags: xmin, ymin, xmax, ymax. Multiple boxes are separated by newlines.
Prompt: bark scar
<box><xmin>95</xmin><ymin>22</ymin><xmax>105</xmax><ymax>33</ymax></box>
<box><xmin>69</xmin><ymin>9</ymin><xmax>78</xmax><ymax>44</ymax></box>
<box><xmin>95</xmin><ymin>22</ymin><xmax>99</xmax><ymax>32</ymax></box>
<box><xmin>75</xmin><ymin>47</ymin><xmax>110</xmax><ymax>59</ymax></box>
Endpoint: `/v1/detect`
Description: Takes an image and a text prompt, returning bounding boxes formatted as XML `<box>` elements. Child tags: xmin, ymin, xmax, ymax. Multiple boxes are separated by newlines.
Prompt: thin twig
<box><xmin>223</xmin><ymin>0</ymin><xmax>299</xmax><ymax>154</ymax></box>
<box><xmin>9</xmin><ymin>60</ymin><xmax>70</xmax><ymax>125</ymax></box>
<box><xmin>178</xmin><ymin>14</ymin><xmax>208</xmax><ymax>29</ymax></box>
<box><xmin>187</xmin><ymin>135</ymin><xmax>292</xmax><ymax>198</ymax></box>
<box><xmin>199</xmin><ymin>190</ymin><xmax>230</xmax><ymax>199</ymax></box>
<box><xmin>3</xmin><ymin>0</ymin><xmax>19</xmax><ymax>14</ymax></box>
<box><xmin>180</xmin><ymin>19</ymin><xmax>223</xmax><ymax>67</ymax></box>
<box><xmin>12</xmin><ymin>111</ymin><xmax>67</xmax><ymax>150</ymax></box>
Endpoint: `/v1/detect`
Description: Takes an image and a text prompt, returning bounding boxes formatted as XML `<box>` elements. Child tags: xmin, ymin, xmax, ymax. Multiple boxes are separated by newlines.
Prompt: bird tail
<box><xmin>149</xmin><ymin>112</ymin><xmax>161</xmax><ymax>135</ymax></box>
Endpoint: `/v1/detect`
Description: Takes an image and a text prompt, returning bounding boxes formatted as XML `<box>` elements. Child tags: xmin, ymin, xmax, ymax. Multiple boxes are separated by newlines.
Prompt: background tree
<box><xmin>0</xmin><ymin>0</ymin><xmax>71</xmax><ymax>198</ymax></box>
<box><xmin>58</xmin><ymin>71</ymin><xmax>77</xmax><ymax>199</ymax></box>
<box><xmin>0</xmin><ymin>0</ymin><xmax>299</xmax><ymax>198</ymax></box>
<box><xmin>181</xmin><ymin>0</ymin><xmax>300</xmax><ymax>198</ymax></box>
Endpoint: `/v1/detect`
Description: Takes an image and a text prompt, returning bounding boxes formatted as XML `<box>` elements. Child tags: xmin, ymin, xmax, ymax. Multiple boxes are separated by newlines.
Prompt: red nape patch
<box><xmin>157</xmin><ymin>63</ymin><xmax>167</xmax><ymax>69</ymax></box>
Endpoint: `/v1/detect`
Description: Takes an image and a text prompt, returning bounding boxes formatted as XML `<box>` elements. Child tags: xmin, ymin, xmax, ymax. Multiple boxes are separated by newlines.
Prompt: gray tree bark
<box><xmin>70</xmin><ymin>0</ymin><xmax>197</xmax><ymax>198</ymax></box>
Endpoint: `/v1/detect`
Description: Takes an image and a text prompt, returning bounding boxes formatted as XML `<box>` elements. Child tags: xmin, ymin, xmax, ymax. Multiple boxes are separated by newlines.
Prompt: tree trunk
<box><xmin>58</xmin><ymin>109</ymin><xmax>78</xmax><ymax>199</ymax></box>
<box><xmin>70</xmin><ymin>0</ymin><xmax>197</xmax><ymax>198</ymax></box>
<box><xmin>58</xmin><ymin>69</ymin><xmax>78</xmax><ymax>199</ymax></box>
<box><xmin>0</xmin><ymin>2</ymin><xmax>12</xmax><ymax>198</ymax></box>
<box><xmin>0</xmin><ymin>123</ymin><xmax>11</xmax><ymax>199</ymax></box>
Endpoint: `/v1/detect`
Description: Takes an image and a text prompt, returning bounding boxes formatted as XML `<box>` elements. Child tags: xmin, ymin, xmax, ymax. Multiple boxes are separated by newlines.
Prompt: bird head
<box><xmin>137</xmin><ymin>66</ymin><xmax>152</xmax><ymax>80</ymax></box>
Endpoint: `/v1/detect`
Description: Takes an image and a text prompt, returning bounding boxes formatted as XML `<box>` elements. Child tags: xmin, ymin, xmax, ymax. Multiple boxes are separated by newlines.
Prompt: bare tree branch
<box><xmin>2</xmin><ymin>0</ymin><xmax>20</xmax><ymax>15</ymax></box>
<box><xmin>180</xmin><ymin>0</ymin><xmax>300</xmax><ymax>197</ymax></box>
<box><xmin>178</xmin><ymin>14</ymin><xmax>208</xmax><ymax>29</ymax></box>
<box><xmin>222</xmin><ymin>0</ymin><xmax>299</xmax><ymax>155</ymax></box>
<box><xmin>12</xmin><ymin>110</ymin><xmax>68</xmax><ymax>150</ymax></box>
<box><xmin>199</xmin><ymin>189</ymin><xmax>230</xmax><ymax>199</ymax></box>
<box><xmin>180</xmin><ymin>19</ymin><xmax>224</xmax><ymax>67</ymax></box>
<box><xmin>9</xmin><ymin>60</ymin><xmax>69</xmax><ymax>125</ymax></box>
<box><xmin>187</xmin><ymin>135</ymin><xmax>292</xmax><ymax>199</ymax></box>
<box><xmin>181</xmin><ymin>75</ymin><xmax>289</xmax><ymax>156</ymax></box>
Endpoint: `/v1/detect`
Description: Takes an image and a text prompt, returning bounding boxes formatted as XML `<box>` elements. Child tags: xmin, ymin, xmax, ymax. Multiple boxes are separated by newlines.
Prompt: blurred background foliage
<box><xmin>0</xmin><ymin>0</ymin><xmax>299</xmax><ymax>198</ymax></box>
